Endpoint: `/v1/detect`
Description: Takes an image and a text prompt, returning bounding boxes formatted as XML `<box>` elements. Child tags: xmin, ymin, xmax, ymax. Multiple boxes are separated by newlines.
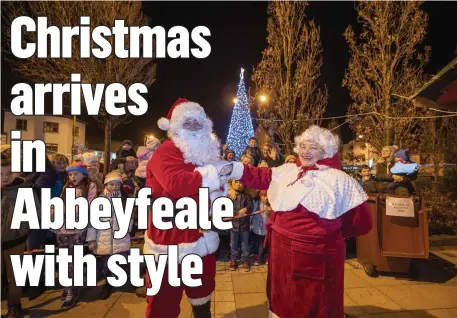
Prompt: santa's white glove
<box><xmin>214</xmin><ymin>160</ymin><xmax>233</xmax><ymax>177</ymax></box>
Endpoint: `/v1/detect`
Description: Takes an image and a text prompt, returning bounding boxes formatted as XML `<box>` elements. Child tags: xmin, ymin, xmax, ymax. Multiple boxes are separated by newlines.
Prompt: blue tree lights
<box><xmin>226</xmin><ymin>68</ymin><xmax>255</xmax><ymax>159</ymax></box>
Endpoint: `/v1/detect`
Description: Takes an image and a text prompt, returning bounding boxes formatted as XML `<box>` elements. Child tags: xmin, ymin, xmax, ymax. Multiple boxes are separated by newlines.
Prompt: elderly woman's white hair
<box><xmin>293</xmin><ymin>125</ymin><xmax>340</xmax><ymax>159</ymax></box>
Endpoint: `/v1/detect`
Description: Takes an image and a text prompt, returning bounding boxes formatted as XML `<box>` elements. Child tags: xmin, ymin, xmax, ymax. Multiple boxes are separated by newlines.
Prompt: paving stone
<box><xmin>104</xmin><ymin>292</ymin><xmax>147</xmax><ymax>318</ymax></box>
<box><xmin>215</xmin><ymin>301</ymin><xmax>237</xmax><ymax>316</ymax></box>
<box><xmin>344</xmin><ymin>292</ymin><xmax>366</xmax><ymax>316</ymax></box>
<box><xmin>232</xmin><ymin>274</ymin><xmax>265</xmax><ymax>294</ymax></box>
<box><xmin>352</xmin><ymin>269</ymin><xmax>410</xmax><ymax>287</ymax></box>
<box><xmin>215</xmin><ymin>281</ymin><xmax>233</xmax><ymax>291</ymax></box>
<box><xmin>377</xmin><ymin>285</ymin><xmax>457</xmax><ymax>310</ymax></box>
<box><xmin>234</xmin><ymin>293</ymin><xmax>267</xmax><ymax>318</ymax></box>
<box><xmin>344</xmin><ymin>270</ymin><xmax>373</xmax><ymax>289</ymax></box>
<box><xmin>409</xmin><ymin>308</ymin><xmax>457</xmax><ymax>318</ymax></box>
<box><xmin>362</xmin><ymin>312</ymin><xmax>412</xmax><ymax>317</ymax></box>
<box><xmin>345</xmin><ymin>287</ymin><xmax>404</xmax><ymax>314</ymax></box>
<box><xmin>250</xmin><ymin>266</ymin><xmax>266</xmax><ymax>273</ymax></box>
<box><xmin>215</xmin><ymin>291</ymin><xmax>235</xmax><ymax>302</ymax></box>
<box><xmin>215</xmin><ymin>273</ymin><xmax>233</xmax><ymax>282</ymax></box>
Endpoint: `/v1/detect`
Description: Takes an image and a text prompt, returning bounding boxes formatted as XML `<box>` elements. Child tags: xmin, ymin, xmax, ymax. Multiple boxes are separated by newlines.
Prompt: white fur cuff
<box><xmin>195</xmin><ymin>165</ymin><xmax>221</xmax><ymax>193</ymax></box>
<box><xmin>188</xmin><ymin>292</ymin><xmax>213</xmax><ymax>305</ymax></box>
<box><xmin>228</xmin><ymin>161</ymin><xmax>244</xmax><ymax>180</ymax></box>
<box><xmin>143</xmin><ymin>231</ymin><xmax>220</xmax><ymax>264</ymax></box>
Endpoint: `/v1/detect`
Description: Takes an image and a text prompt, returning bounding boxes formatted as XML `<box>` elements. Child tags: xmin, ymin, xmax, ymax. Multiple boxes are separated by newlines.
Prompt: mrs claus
<box><xmin>224</xmin><ymin>125</ymin><xmax>373</xmax><ymax>317</ymax></box>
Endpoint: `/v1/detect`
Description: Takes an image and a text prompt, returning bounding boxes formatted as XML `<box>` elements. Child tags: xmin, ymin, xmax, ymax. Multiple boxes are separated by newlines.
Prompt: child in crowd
<box><xmin>82</xmin><ymin>152</ymin><xmax>104</xmax><ymax>194</ymax></box>
<box><xmin>56</xmin><ymin>162</ymin><xmax>98</xmax><ymax>309</ymax></box>
<box><xmin>87</xmin><ymin>170</ymin><xmax>133</xmax><ymax>300</ymax></box>
<box><xmin>2</xmin><ymin>159</ymin><xmax>39</xmax><ymax>318</ymax></box>
<box><xmin>358</xmin><ymin>165</ymin><xmax>377</xmax><ymax>194</ymax></box>
<box><xmin>242</xmin><ymin>137</ymin><xmax>261</xmax><ymax>166</ymax></box>
<box><xmin>285</xmin><ymin>154</ymin><xmax>297</xmax><ymax>164</ymax></box>
<box><xmin>134</xmin><ymin>137</ymin><xmax>160</xmax><ymax>196</ymax></box>
<box><xmin>251</xmin><ymin>190</ymin><xmax>271</xmax><ymax>266</ymax></box>
<box><xmin>229</xmin><ymin>180</ymin><xmax>253</xmax><ymax>272</ymax></box>
<box><xmin>388</xmin><ymin>149</ymin><xmax>418</xmax><ymax>195</ymax></box>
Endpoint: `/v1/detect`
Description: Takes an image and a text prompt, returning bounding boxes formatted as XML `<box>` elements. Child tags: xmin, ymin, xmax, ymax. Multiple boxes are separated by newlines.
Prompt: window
<box><xmin>43</xmin><ymin>122</ymin><xmax>59</xmax><ymax>133</ymax></box>
<box><xmin>46</xmin><ymin>143</ymin><xmax>58</xmax><ymax>153</ymax></box>
<box><xmin>74</xmin><ymin>126</ymin><xmax>80</xmax><ymax>137</ymax></box>
<box><xmin>15</xmin><ymin>119</ymin><xmax>27</xmax><ymax>131</ymax></box>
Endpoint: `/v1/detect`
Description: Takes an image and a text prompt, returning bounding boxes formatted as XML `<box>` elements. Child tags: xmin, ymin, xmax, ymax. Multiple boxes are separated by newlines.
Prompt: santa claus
<box><xmin>144</xmin><ymin>98</ymin><xmax>226</xmax><ymax>318</ymax></box>
<box><xmin>223</xmin><ymin>125</ymin><xmax>373</xmax><ymax>318</ymax></box>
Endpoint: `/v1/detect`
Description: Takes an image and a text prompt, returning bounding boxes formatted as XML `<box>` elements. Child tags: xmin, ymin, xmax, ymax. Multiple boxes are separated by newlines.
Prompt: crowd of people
<box><xmin>1</xmin><ymin>138</ymin><xmax>161</xmax><ymax>316</ymax></box>
<box><xmin>1</xmin><ymin>97</ymin><xmax>419</xmax><ymax>318</ymax></box>
<box><xmin>356</xmin><ymin>146</ymin><xmax>419</xmax><ymax>195</ymax></box>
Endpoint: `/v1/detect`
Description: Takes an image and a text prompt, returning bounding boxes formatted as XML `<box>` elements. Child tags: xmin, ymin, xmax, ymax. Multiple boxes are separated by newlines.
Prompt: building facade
<box><xmin>2</xmin><ymin>111</ymin><xmax>86</xmax><ymax>156</ymax></box>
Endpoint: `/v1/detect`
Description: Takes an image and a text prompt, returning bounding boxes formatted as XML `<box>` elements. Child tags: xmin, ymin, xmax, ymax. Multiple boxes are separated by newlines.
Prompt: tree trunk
<box><xmin>103</xmin><ymin>116</ymin><xmax>111</xmax><ymax>176</ymax></box>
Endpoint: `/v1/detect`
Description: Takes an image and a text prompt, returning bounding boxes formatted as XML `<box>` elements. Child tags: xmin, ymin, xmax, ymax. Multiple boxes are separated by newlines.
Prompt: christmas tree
<box><xmin>226</xmin><ymin>68</ymin><xmax>255</xmax><ymax>159</ymax></box>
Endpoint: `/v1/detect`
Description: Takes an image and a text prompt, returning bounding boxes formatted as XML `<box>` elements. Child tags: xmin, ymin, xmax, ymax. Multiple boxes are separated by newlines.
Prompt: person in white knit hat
<box><xmin>144</xmin><ymin>98</ymin><xmax>229</xmax><ymax>318</ymax></box>
<box><xmin>87</xmin><ymin>170</ymin><xmax>133</xmax><ymax>300</ymax></box>
<box><xmin>82</xmin><ymin>152</ymin><xmax>103</xmax><ymax>194</ymax></box>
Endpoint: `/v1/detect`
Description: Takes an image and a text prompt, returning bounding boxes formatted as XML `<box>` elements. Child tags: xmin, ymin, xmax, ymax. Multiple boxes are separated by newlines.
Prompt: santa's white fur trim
<box><xmin>195</xmin><ymin>165</ymin><xmax>221</xmax><ymax>193</ymax></box>
<box><xmin>187</xmin><ymin>292</ymin><xmax>213</xmax><ymax>306</ymax></box>
<box><xmin>171</xmin><ymin>102</ymin><xmax>206</xmax><ymax>122</ymax></box>
<box><xmin>143</xmin><ymin>231</ymin><xmax>220</xmax><ymax>263</ymax></box>
<box><xmin>158</xmin><ymin>117</ymin><xmax>170</xmax><ymax>131</ymax></box>
<box><xmin>269</xmin><ymin>310</ymin><xmax>280</xmax><ymax>318</ymax></box>
<box><xmin>228</xmin><ymin>161</ymin><xmax>244</xmax><ymax>180</ymax></box>
<box><xmin>267</xmin><ymin>299</ymin><xmax>280</xmax><ymax>318</ymax></box>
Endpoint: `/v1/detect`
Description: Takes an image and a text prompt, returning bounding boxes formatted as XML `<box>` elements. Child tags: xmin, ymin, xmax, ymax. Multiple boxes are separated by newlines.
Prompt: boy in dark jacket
<box><xmin>1</xmin><ymin>159</ymin><xmax>40</xmax><ymax>317</ymax></box>
<box><xmin>229</xmin><ymin>179</ymin><xmax>253</xmax><ymax>272</ymax></box>
<box><xmin>242</xmin><ymin>137</ymin><xmax>261</xmax><ymax>166</ymax></box>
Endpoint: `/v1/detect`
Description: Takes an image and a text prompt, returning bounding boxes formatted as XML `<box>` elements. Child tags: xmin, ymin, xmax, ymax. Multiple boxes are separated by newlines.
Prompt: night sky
<box><xmin>2</xmin><ymin>1</ymin><xmax>457</xmax><ymax>146</ymax></box>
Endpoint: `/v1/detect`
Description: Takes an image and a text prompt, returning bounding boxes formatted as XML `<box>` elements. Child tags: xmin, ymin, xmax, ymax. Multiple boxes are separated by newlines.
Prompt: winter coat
<box><xmin>261</xmin><ymin>155</ymin><xmax>284</xmax><ymax>168</ymax></box>
<box><xmin>231</xmin><ymin>192</ymin><xmax>253</xmax><ymax>232</ymax></box>
<box><xmin>2</xmin><ymin>178</ymin><xmax>39</xmax><ymax>249</ymax></box>
<box><xmin>242</xmin><ymin>146</ymin><xmax>261</xmax><ymax>166</ymax></box>
<box><xmin>55</xmin><ymin>182</ymin><xmax>97</xmax><ymax>236</ymax></box>
<box><xmin>375</xmin><ymin>157</ymin><xmax>396</xmax><ymax>192</ymax></box>
<box><xmin>86</xmin><ymin>193</ymin><xmax>133</xmax><ymax>255</ymax></box>
<box><xmin>51</xmin><ymin>171</ymin><xmax>67</xmax><ymax>198</ymax></box>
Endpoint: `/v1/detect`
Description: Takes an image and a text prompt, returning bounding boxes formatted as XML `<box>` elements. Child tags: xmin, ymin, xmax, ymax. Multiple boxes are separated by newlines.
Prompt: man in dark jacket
<box><xmin>1</xmin><ymin>159</ymin><xmax>40</xmax><ymax>317</ymax></box>
<box><xmin>242</xmin><ymin>137</ymin><xmax>261</xmax><ymax>166</ymax></box>
<box><xmin>228</xmin><ymin>180</ymin><xmax>253</xmax><ymax>272</ymax></box>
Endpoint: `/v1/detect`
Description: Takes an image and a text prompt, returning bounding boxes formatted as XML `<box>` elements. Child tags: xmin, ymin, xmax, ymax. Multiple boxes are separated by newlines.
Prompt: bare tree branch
<box><xmin>343</xmin><ymin>1</ymin><xmax>430</xmax><ymax>152</ymax></box>
<box><xmin>3</xmin><ymin>1</ymin><xmax>157</xmax><ymax>174</ymax></box>
<box><xmin>252</xmin><ymin>1</ymin><xmax>327</xmax><ymax>154</ymax></box>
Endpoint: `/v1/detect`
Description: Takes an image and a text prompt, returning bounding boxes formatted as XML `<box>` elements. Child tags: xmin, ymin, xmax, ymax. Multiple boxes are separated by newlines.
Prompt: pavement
<box><xmin>2</xmin><ymin>248</ymin><xmax>457</xmax><ymax>318</ymax></box>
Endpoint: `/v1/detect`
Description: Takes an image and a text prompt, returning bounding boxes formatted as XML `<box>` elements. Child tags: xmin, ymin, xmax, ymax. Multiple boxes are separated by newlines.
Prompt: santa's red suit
<box><xmin>229</xmin><ymin>151</ymin><xmax>372</xmax><ymax>318</ymax></box>
<box><xmin>143</xmin><ymin>98</ymin><xmax>224</xmax><ymax>318</ymax></box>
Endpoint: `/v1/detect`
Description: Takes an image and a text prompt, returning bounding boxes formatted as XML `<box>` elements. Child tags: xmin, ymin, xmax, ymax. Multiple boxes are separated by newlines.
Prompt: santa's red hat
<box><xmin>157</xmin><ymin>98</ymin><xmax>207</xmax><ymax>131</ymax></box>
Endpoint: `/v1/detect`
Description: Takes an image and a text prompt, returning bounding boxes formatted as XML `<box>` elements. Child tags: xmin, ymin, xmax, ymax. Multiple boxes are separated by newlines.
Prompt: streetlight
<box><xmin>233</xmin><ymin>98</ymin><xmax>238</xmax><ymax>104</ymax></box>
<box><xmin>259</xmin><ymin>95</ymin><xmax>267</xmax><ymax>102</ymax></box>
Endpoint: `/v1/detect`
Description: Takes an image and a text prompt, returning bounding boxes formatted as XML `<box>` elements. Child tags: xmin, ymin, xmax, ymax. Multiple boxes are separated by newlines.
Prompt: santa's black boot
<box><xmin>191</xmin><ymin>301</ymin><xmax>211</xmax><ymax>318</ymax></box>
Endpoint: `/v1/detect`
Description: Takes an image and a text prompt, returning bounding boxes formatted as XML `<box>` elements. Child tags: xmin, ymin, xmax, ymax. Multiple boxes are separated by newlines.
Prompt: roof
<box><xmin>2</xmin><ymin>109</ymin><xmax>89</xmax><ymax>125</ymax></box>
<box><xmin>411</xmin><ymin>57</ymin><xmax>457</xmax><ymax>111</ymax></box>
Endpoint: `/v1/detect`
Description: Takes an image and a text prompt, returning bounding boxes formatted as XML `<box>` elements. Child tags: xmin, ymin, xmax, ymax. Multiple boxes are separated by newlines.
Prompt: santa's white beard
<box><xmin>171</xmin><ymin>129</ymin><xmax>221</xmax><ymax>166</ymax></box>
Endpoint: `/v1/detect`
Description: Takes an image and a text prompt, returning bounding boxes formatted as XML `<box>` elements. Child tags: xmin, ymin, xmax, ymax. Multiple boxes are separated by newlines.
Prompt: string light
<box><xmin>226</xmin><ymin>68</ymin><xmax>255</xmax><ymax>159</ymax></box>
